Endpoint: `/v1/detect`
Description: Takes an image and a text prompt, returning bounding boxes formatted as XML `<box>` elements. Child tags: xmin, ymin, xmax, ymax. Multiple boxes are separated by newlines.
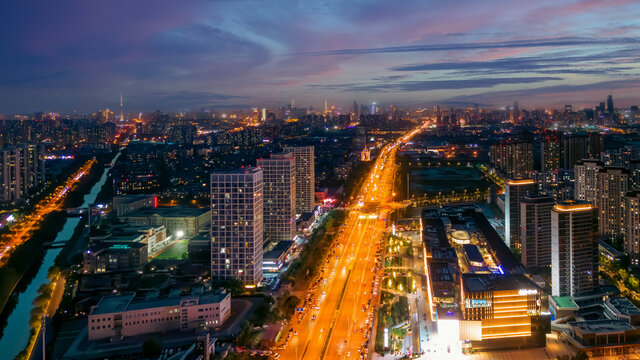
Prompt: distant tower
<box><xmin>607</xmin><ymin>95</ymin><xmax>614</xmax><ymax>114</ymax></box>
<box><xmin>120</xmin><ymin>92</ymin><xmax>124</xmax><ymax>122</ymax></box>
<box><xmin>324</xmin><ymin>100</ymin><xmax>328</xmax><ymax>115</ymax></box>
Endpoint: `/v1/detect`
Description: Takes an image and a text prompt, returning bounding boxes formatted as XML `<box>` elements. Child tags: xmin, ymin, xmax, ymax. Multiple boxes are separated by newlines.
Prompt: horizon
<box><xmin>1</xmin><ymin>1</ymin><xmax>640</xmax><ymax>113</ymax></box>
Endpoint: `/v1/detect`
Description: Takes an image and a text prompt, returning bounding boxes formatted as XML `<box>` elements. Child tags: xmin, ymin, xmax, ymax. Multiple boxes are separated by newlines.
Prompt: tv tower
<box><xmin>120</xmin><ymin>92</ymin><xmax>124</xmax><ymax>122</ymax></box>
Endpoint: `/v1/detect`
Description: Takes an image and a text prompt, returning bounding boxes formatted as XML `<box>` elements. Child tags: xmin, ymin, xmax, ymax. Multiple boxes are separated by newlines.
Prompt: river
<box><xmin>0</xmin><ymin>152</ymin><xmax>119</xmax><ymax>359</ymax></box>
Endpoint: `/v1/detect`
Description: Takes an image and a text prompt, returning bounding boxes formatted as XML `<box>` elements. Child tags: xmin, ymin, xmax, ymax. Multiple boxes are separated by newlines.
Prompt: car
<box><xmin>312</xmin><ymin>315</ymin><xmax>316</xmax><ymax>320</ymax></box>
<box><xmin>347</xmin><ymin>352</ymin><xmax>351</xmax><ymax>357</ymax></box>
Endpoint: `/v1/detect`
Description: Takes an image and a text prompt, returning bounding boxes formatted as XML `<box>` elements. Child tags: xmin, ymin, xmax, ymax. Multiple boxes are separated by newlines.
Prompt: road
<box><xmin>277</xmin><ymin>121</ymin><xmax>430</xmax><ymax>360</ymax></box>
<box><xmin>0</xmin><ymin>158</ymin><xmax>96</xmax><ymax>267</ymax></box>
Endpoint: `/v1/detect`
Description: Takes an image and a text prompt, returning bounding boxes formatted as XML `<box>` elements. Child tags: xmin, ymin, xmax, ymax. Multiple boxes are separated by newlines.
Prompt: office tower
<box><xmin>490</xmin><ymin>140</ymin><xmax>534</xmax><ymax>178</ymax></box>
<box><xmin>520</xmin><ymin>194</ymin><xmax>555</xmax><ymax>270</ymax></box>
<box><xmin>588</xmin><ymin>132</ymin><xmax>604</xmax><ymax>158</ymax></box>
<box><xmin>561</xmin><ymin>134</ymin><xmax>589</xmax><ymax>169</ymax></box>
<box><xmin>607</xmin><ymin>95</ymin><xmax>614</xmax><ymax>114</ymax></box>
<box><xmin>257</xmin><ymin>153</ymin><xmax>296</xmax><ymax>244</ymax></box>
<box><xmin>505</xmin><ymin>179</ymin><xmax>537</xmax><ymax>250</ymax></box>
<box><xmin>0</xmin><ymin>144</ymin><xmax>45</xmax><ymax>204</ymax></box>
<box><xmin>283</xmin><ymin>146</ymin><xmax>315</xmax><ymax>214</ymax></box>
<box><xmin>512</xmin><ymin>101</ymin><xmax>519</xmax><ymax>121</ymax></box>
<box><xmin>551</xmin><ymin>201</ymin><xmax>598</xmax><ymax>297</ymax></box>
<box><xmin>625</xmin><ymin>192</ymin><xmax>640</xmax><ymax>265</ymax></box>
<box><xmin>210</xmin><ymin>167</ymin><xmax>264</xmax><ymax>286</ymax></box>
<box><xmin>574</xmin><ymin>159</ymin><xmax>604</xmax><ymax>206</ymax></box>
<box><xmin>597</xmin><ymin>167</ymin><xmax>628</xmax><ymax>238</ymax></box>
<box><xmin>541</xmin><ymin>131</ymin><xmax>562</xmax><ymax>172</ymax></box>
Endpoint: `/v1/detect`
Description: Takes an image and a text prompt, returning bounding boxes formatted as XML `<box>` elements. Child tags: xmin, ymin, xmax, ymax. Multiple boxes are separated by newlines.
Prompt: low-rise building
<box><xmin>83</xmin><ymin>242</ymin><xmax>148</xmax><ymax>274</ymax></box>
<box><xmin>93</xmin><ymin>223</ymin><xmax>171</xmax><ymax>257</ymax></box>
<box><xmin>88</xmin><ymin>290</ymin><xmax>231</xmax><ymax>341</ymax></box>
<box><xmin>112</xmin><ymin>194</ymin><xmax>157</xmax><ymax>217</ymax></box>
<box><xmin>119</xmin><ymin>206</ymin><xmax>211</xmax><ymax>238</ymax></box>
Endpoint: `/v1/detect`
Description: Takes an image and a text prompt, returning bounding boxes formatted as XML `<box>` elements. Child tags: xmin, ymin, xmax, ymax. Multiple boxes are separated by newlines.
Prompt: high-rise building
<box><xmin>0</xmin><ymin>143</ymin><xmax>45</xmax><ymax>204</ymax></box>
<box><xmin>574</xmin><ymin>159</ymin><xmax>604</xmax><ymax>206</ymax></box>
<box><xmin>625</xmin><ymin>191</ymin><xmax>640</xmax><ymax>266</ymax></box>
<box><xmin>561</xmin><ymin>134</ymin><xmax>589</xmax><ymax>169</ymax></box>
<box><xmin>551</xmin><ymin>201</ymin><xmax>598</xmax><ymax>297</ymax></box>
<box><xmin>588</xmin><ymin>132</ymin><xmax>604</xmax><ymax>158</ymax></box>
<box><xmin>630</xmin><ymin>160</ymin><xmax>640</xmax><ymax>190</ymax></box>
<box><xmin>512</xmin><ymin>101</ymin><xmax>519</xmax><ymax>122</ymax></box>
<box><xmin>541</xmin><ymin>131</ymin><xmax>562</xmax><ymax>172</ymax></box>
<box><xmin>257</xmin><ymin>153</ymin><xmax>296</xmax><ymax>244</ymax></box>
<box><xmin>210</xmin><ymin>167</ymin><xmax>264</xmax><ymax>286</ymax></box>
<box><xmin>607</xmin><ymin>95</ymin><xmax>614</xmax><ymax>115</ymax></box>
<box><xmin>490</xmin><ymin>140</ymin><xmax>534</xmax><ymax>179</ymax></box>
<box><xmin>283</xmin><ymin>146</ymin><xmax>315</xmax><ymax>214</ymax></box>
<box><xmin>597</xmin><ymin>167</ymin><xmax>629</xmax><ymax>239</ymax></box>
<box><xmin>520</xmin><ymin>194</ymin><xmax>555</xmax><ymax>270</ymax></box>
<box><xmin>505</xmin><ymin>179</ymin><xmax>537</xmax><ymax>250</ymax></box>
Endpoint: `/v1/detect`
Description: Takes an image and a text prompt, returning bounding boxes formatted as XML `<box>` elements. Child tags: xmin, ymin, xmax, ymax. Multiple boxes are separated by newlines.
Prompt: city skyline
<box><xmin>1</xmin><ymin>1</ymin><xmax>640</xmax><ymax>113</ymax></box>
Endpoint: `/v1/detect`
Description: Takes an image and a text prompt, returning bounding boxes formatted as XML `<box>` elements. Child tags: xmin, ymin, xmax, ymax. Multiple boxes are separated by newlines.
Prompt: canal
<box><xmin>0</xmin><ymin>152</ymin><xmax>119</xmax><ymax>359</ymax></box>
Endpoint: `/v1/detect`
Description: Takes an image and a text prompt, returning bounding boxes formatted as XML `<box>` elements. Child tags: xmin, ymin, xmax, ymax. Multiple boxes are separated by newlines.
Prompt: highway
<box><xmin>277</xmin><ymin>121</ymin><xmax>429</xmax><ymax>360</ymax></box>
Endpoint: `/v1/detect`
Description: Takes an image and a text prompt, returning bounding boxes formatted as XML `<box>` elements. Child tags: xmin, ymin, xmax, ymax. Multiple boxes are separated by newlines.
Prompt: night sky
<box><xmin>2</xmin><ymin>0</ymin><xmax>640</xmax><ymax>113</ymax></box>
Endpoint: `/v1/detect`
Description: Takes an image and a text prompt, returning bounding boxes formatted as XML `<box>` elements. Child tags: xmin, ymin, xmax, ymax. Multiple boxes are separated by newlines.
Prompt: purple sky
<box><xmin>1</xmin><ymin>0</ymin><xmax>640</xmax><ymax>113</ymax></box>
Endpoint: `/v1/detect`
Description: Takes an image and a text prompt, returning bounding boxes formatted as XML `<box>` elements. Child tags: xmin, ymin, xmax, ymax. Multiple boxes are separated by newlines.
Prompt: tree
<box><xmin>142</xmin><ymin>337</ymin><xmax>162</xmax><ymax>358</ymax></box>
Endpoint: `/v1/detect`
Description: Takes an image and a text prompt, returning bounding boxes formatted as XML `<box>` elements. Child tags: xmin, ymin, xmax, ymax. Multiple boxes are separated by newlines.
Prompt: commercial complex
<box><xmin>88</xmin><ymin>290</ymin><xmax>231</xmax><ymax>341</ymax></box>
<box><xmin>283</xmin><ymin>146</ymin><xmax>315</xmax><ymax>214</ymax></box>
<box><xmin>210</xmin><ymin>167</ymin><xmax>264</xmax><ymax>286</ymax></box>
<box><xmin>257</xmin><ymin>153</ymin><xmax>296</xmax><ymax>244</ymax></box>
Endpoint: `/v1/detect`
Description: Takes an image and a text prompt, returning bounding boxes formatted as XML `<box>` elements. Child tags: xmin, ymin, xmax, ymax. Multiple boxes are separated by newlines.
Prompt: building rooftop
<box><xmin>552</xmin><ymin>296</ymin><xmax>579</xmax><ymax>310</ymax></box>
<box><xmin>90</xmin><ymin>290</ymin><xmax>228</xmax><ymax>316</ymax></box>
<box><xmin>568</xmin><ymin>319</ymin><xmax>634</xmax><ymax>334</ymax></box>
<box><xmin>607</xmin><ymin>297</ymin><xmax>640</xmax><ymax>316</ymax></box>
<box><xmin>462</xmin><ymin>273</ymin><xmax>539</xmax><ymax>292</ymax></box>
<box><xmin>123</xmin><ymin>206</ymin><xmax>210</xmax><ymax>218</ymax></box>
<box><xmin>113</xmin><ymin>194</ymin><xmax>156</xmax><ymax>204</ymax></box>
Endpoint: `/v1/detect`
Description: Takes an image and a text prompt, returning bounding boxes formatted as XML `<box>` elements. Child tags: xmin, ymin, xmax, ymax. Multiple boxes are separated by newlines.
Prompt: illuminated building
<box><xmin>588</xmin><ymin>132</ymin><xmax>604</xmax><ymax>158</ymax></box>
<box><xmin>119</xmin><ymin>206</ymin><xmax>211</xmax><ymax>238</ymax></box>
<box><xmin>112</xmin><ymin>194</ymin><xmax>157</xmax><ymax>217</ymax></box>
<box><xmin>257</xmin><ymin>153</ymin><xmax>296</xmax><ymax>243</ymax></box>
<box><xmin>520</xmin><ymin>194</ymin><xmax>554</xmax><ymax>270</ymax></box>
<box><xmin>489</xmin><ymin>140</ymin><xmax>534</xmax><ymax>178</ymax></box>
<box><xmin>461</xmin><ymin>274</ymin><xmax>544</xmax><ymax>349</ymax></box>
<box><xmin>551</xmin><ymin>201</ymin><xmax>598</xmax><ymax>297</ymax></box>
<box><xmin>597</xmin><ymin>167</ymin><xmax>628</xmax><ymax>238</ymax></box>
<box><xmin>0</xmin><ymin>143</ymin><xmax>45</xmax><ymax>205</ymax></box>
<box><xmin>210</xmin><ymin>167</ymin><xmax>264</xmax><ymax>286</ymax></box>
<box><xmin>625</xmin><ymin>191</ymin><xmax>640</xmax><ymax>265</ymax></box>
<box><xmin>574</xmin><ymin>159</ymin><xmax>604</xmax><ymax>206</ymax></box>
<box><xmin>83</xmin><ymin>242</ymin><xmax>148</xmax><ymax>274</ymax></box>
<box><xmin>283</xmin><ymin>146</ymin><xmax>315</xmax><ymax>214</ymax></box>
<box><xmin>541</xmin><ymin>132</ymin><xmax>561</xmax><ymax>172</ymax></box>
<box><xmin>505</xmin><ymin>179</ymin><xmax>536</xmax><ymax>250</ymax></box>
<box><xmin>88</xmin><ymin>290</ymin><xmax>230</xmax><ymax>341</ymax></box>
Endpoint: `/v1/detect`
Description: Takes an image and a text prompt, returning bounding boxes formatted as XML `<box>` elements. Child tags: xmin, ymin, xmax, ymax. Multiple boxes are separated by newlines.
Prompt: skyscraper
<box><xmin>0</xmin><ymin>143</ymin><xmax>45</xmax><ymax>204</ymax></box>
<box><xmin>490</xmin><ymin>140</ymin><xmax>534</xmax><ymax>178</ymax></box>
<box><xmin>520</xmin><ymin>194</ymin><xmax>555</xmax><ymax>270</ymax></box>
<box><xmin>210</xmin><ymin>167</ymin><xmax>264</xmax><ymax>286</ymax></box>
<box><xmin>607</xmin><ymin>95</ymin><xmax>614</xmax><ymax>115</ymax></box>
<box><xmin>597</xmin><ymin>167</ymin><xmax>629</xmax><ymax>239</ymax></box>
<box><xmin>541</xmin><ymin>131</ymin><xmax>561</xmax><ymax>172</ymax></box>
<box><xmin>505</xmin><ymin>179</ymin><xmax>537</xmax><ymax>250</ymax></box>
<box><xmin>561</xmin><ymin>134</ymin><xmax>589</xmax><ymax>169</ymax></box>
<box><xmin>257</xmin><ymin>153</ymin><xmax>296</xmax><ymax>244</ymax></box>
<box><xmin>283</xmin><ymin>146</ymin><xmax>315</xmax><ymax>214</ymax></box>
<box><xmin>551</xmin><ymin>201</ymin><xmax>598</xmax><ymax>297</ymax></box>
<box><xmin>588</xmin><ymin>132</ymin><xmax>604</xmax><ymax>158</ymax></box>
<box><xmin>625</xmin><ymin>191</ymin><xmax>640</xmax><ymax>266</ymax></box>
<box><xmin>574</xmin><ymin>159</ymin><xmax>604</xmax><ymax>206</ymax></box>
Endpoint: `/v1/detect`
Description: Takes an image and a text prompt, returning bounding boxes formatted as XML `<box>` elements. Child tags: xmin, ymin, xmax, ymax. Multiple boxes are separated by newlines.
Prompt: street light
<box><xmin>176</xmin><ymin>230</ymin><xmax>184</xmax><ymax>238</ymax></box>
